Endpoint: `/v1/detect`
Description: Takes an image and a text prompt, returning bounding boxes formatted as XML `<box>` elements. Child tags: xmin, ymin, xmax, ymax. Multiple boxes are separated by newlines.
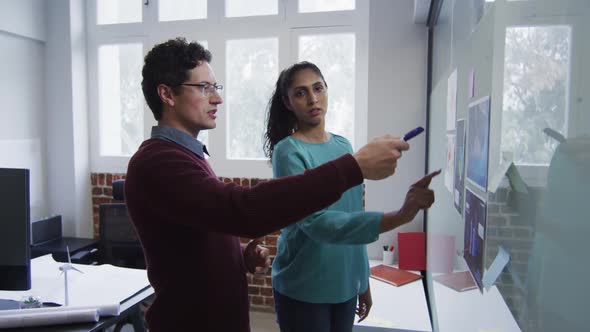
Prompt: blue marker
<box><xmin>403</xmin><ymin>126</ymin><xmax>424</xmax><ymax>141</ymax></box>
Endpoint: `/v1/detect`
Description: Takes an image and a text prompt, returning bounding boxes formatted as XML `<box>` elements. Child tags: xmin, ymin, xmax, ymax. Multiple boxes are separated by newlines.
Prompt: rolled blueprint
<box><xmin>0</xmin><ymin>303</ymin><xmax>120</xmax><ymax>317</ymax></box>
<box><xmin>0</xmin><ymin>307</ymin><xmax>99</xmax><ymax>329</ymax></box>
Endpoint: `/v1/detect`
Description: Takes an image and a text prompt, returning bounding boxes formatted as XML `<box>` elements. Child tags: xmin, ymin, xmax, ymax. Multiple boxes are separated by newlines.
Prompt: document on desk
<box><xmin>0</xmin><ymin>255</ymin><xmax>150</xmax><ymax>316</ymax></box>
<box><xmin>370</xmin><ymin>264</ymin><xmax>422</xmax><ymax>286</ymax></box>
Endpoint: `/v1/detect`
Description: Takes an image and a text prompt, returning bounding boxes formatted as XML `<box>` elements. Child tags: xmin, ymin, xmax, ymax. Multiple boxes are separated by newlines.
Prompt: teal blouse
<box><xmin>271</xmin><ymin>134</ymin><xmax>383</xmax><ymax>303</ymax></box>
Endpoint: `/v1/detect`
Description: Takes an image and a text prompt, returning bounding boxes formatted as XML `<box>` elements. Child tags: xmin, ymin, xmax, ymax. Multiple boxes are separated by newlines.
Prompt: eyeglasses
<box><xmin>180</xmin><ymin>82</ymin><xmax>224</xmax><ymax>97</ymax></box>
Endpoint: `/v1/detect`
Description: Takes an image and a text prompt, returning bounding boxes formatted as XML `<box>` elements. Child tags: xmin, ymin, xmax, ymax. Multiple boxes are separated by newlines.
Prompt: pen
<box><xmin>403</xmin><ymin>126</ymin><xmax>424</xmax><ymax>142</ymax></box>
<box><xmin>383</xmin><ymin>245</ymin><xmax>388</xmax><ymax>251</ymax></box>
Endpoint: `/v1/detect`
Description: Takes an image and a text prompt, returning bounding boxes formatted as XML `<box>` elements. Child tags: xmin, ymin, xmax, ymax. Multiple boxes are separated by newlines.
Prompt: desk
<box><xmin>6</xmin><ymin>286</ymin><xmax>153</xmax><ymax>332</ymax></box>
<box><xmin>0</xmin><ymin>255</ymin><xmax>153</xmax><ymax>331</ymax></box>
<box><xmin>354</xmin><ymin>261</ymin><xmax>432</xmax><ymax>332</ymax></box>
<box><xmin>31</xmin><ymin>237</ymin><xmax>98</xmax><ymax>263</ymax></box>
<box><xmin>432</xmin><ymin>273</ymin><xmax>520</xmax><ymax>332</ymax></box>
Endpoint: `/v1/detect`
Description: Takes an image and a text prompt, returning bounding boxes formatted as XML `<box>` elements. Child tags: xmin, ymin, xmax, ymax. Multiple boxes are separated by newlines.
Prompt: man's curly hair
<box><xmin>142</xmin><ymin>37</ymin><xmax>212</xmax><ymax>120</ymax></box>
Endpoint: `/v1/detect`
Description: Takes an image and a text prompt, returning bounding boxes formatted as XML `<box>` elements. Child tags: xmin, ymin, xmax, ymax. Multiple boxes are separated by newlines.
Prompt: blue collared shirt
<box><xmin>150</xmin><ymin>126</ymin><xmax>209</xmax><ymax>158</ymax></box>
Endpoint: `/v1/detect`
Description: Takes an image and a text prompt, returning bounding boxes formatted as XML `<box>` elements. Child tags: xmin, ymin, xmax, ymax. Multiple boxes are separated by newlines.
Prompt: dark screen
<box><xmin>0</xmin><ymin>168</ymin><xmax>31</xmax><ymax>290</ymax></box>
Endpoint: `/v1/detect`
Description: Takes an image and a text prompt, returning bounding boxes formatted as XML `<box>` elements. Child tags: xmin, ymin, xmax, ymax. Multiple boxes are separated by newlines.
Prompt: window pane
<box><xmin>226</xmin><ymin>0</ymin><xmax>278</xmax><ymax>17</ymax></box>
<box><xmin>501</xmin><ymin>26</ymin><xmax>571</xmax><ymax>165</ymax></box>
<box><xmin>98</xmin><ymin>44</ymin><xmax>144</xmax><ymax>156</ymax></box>
<box><xmin>299</xmin><ymin>0</ymin><xmax>355</xmax><ymax>13</ymax></box>
<box><xmin>226</xmin><ymin>38</ymin><xmax>278</xmax><ymax>159</ymax></box>
<box><xmin>159</xmin><ymin>0</ymin><xmax>206</xmax><ymax>22</ymax></box>
<box><xmin>97</xmin><ymin>0</ymin><xmax>141</xmax><ymax>25</ymax></box>
<box><xmin>299</xmin><ymin>33</ymin><xmax>356</xmax><ymax>147</ymax></box>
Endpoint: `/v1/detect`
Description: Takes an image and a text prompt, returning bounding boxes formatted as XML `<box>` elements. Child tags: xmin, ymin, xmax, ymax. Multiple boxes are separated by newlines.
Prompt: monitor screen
<box><xmin>0</xmin><ymin>168</ymin><xmax>31</xmax><ymax>290</ymax></box>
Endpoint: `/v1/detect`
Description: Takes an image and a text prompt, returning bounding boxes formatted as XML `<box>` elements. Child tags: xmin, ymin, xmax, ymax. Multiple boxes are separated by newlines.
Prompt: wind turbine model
<box><xmin>59</xmin><ymin>246</ymin><xmax>83</xmax><ymax>306</ymax></box>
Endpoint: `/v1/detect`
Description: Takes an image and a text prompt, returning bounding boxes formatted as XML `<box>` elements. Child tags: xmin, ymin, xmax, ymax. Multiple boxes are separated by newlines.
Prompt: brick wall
<box><xmin>90</xmin><ymin>173</ymin><xmax>126</xmax><ymax>239</ymax></box>
<box><xmin>90</xmin><ymin>173</ymin><xmax>278</xmax><ymax>310</ymax></box>
<box><xmin>486</xmin><ymin>187</ymin><xmax>540</xmax><ymax>330</ymax></box>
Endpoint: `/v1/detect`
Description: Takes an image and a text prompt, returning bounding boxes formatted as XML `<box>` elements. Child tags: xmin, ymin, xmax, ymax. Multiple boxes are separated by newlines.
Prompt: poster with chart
<box><xmin>463</xmin><ymin>188</ymin><xmax>487</xmax><ymax>292</ymax></box>
<box><xmin>466</xmin><ymin>96</ymin><xmax>490</xmax><ymax>191</ymax></box>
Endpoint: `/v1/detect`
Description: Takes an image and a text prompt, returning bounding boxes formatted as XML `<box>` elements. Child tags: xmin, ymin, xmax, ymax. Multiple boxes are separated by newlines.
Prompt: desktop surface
<box><xmin>433</xmin><ymin>276</ymin><xmax>519</xmax><ymax>332</ymax></box>
<box><xmin>354</xmin><ymin>260</ymin><xmax>432</xmax><ymax>332</ymax></box>
<box><xmin>0</xmin><ymin>255</ymin><xmax>153</xmax><ymax>331</ymax></box>
<box><xmin>6</xmin><ymin>286</ymin><xmax>153</xmax><ymax>332</ymax></box>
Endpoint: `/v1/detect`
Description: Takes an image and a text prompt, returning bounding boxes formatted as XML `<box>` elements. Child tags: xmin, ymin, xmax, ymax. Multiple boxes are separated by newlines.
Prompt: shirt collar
<box><xmin>150</xmin><ymin>126</ymin><xmax>209</xmax><ymax>158</ymax></box>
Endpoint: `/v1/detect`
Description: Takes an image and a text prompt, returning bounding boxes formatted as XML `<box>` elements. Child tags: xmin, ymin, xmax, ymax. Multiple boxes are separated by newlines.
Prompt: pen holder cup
<box><xmin>382</xmin><ymin>250</ymin><xmax>395</xmax><ymax>265</ymax></box>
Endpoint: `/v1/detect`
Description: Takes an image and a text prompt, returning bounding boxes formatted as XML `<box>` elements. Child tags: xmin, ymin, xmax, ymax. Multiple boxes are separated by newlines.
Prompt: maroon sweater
<box><xmin>124</xmin><ymin>139</ymin><xmax>363</xmax><ymax>331</ymax></box>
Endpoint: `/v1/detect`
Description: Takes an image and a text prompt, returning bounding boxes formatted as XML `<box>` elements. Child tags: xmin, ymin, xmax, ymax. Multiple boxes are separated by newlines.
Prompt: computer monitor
<box><xmin>0</xmin><ymin>168</ymin><xmax>31</xmax><ymax>290</ymax></box>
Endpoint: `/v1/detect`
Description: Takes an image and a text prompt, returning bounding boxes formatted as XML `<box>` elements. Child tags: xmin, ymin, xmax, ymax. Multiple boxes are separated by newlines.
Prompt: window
<box><xmin>96</xmin><ymin>0</ymin><xmax>141</xmax><ymax>25</ymax></box>
<box><xmin>299</xmin><ymin>0</ymin><xmax>355</xmax><ymax>13</ymax></box>
<box><xmin>501</xmin><ymin>25</ymin><xmax>571</xmax><ymax>166</ymax></box>
<box><xmin>226</xmin><ymin>38</ymin><xmax>279</xmax><ymax>159</ymax></box>
<box><xmin>159</xmin><ymin>0</ymin><xmax>207</xmax><ymax>22</ymax></box>
<box><xmin>299</xmin><ymin>33</ymin><xmax>356</xmax><ymax>147</ymax></box>
<box><xmin>226</xmin><ymin>0</ymin><xmax>278</xmax><ymax>17</ymax></box>
<box><xmin>88</xmin><ymin>0</ymin><xmax>368</xmax><ymax>176</ymax></box>
<box><xmin>98</xmin><ymin>43</ymin><xmax>144</xmax><ymax>157</ymax></box>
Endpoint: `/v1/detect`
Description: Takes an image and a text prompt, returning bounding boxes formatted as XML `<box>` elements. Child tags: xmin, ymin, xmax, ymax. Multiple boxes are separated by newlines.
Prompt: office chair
<box><xmin>98</xmin><ymin>179</ymin><xmax>147</xmax><ymax>332</ymax></box>
<box><xmin>98</xmin><ymin>180</ymin><xmax>145</xmax><ymax>269</ymax></box>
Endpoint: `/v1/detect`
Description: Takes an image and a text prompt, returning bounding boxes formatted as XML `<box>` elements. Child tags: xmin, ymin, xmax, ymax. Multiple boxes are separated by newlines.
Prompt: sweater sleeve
<box><xmin>126</xmin><ymin>141</ymin><xmax>364</xmax><ymax>239</ymax></box>
<box><xmin>272</xmin><ymin>141</ymin><xmax>382</xmax><ymax>245</ymax></box>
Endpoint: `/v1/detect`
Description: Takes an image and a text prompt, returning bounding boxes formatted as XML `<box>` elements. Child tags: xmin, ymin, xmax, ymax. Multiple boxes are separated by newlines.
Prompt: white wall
<box><xmin>365</xmin><ymin>0</ymin><xmax>429</xmax><ymax>259</ymax></box>
<box><xmin>70</xmin><ymin>0</ymin><xmax>91</xmax><ymax>238</ymax></box>
<box><xmin>45</xmin><ymin>0</ymin><xmax>91</xmax><ymax>237</ymax></box>
<box><xmin>0</xmin><ymin>0</ymin><xmax>91</xmax><ymax>237</ymax></box>
<box><xmin>0</xmin><ymin>0</ymin><xmax>46</xmax><ymax>41</ymax></box>
<box><xmin>0</xmin><ymin>0</ymin><xmax>48</xmax><ymax>221</ymax></box>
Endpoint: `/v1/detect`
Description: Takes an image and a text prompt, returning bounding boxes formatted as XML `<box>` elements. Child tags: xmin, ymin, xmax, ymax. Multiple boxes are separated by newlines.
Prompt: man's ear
<box><xmin>157</xmin><ymin>84</ymin><xmax>175</xmax><ymax>107</ymax></box>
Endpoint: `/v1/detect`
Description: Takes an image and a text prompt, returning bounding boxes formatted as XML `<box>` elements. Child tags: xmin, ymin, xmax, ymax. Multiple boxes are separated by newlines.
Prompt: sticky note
<box><xmin>482</xmin><ymin>246</ymin><xmax>510</xmax><ymax>290</ymax></box>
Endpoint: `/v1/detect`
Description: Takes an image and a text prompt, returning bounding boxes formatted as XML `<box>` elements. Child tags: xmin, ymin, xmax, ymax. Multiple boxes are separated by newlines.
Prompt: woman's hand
<box><xmin>356</xmin><ymin>284</ymin><xmax>373</xmax><ymax>323</ymax></box>
<box><xmin>398</xmin><ymin>170</ymin><xmax>440</xmax><ymax>222</ymax></box>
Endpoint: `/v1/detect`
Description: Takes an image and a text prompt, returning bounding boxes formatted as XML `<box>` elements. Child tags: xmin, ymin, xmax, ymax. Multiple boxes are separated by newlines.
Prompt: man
<box><xmin>125</xmin><ymin>37</ymin><xmax>411</xmax><ymax>331</ymax></box>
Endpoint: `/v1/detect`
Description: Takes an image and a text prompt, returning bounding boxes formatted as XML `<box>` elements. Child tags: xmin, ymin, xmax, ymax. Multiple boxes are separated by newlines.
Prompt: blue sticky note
<box><xmin>483</xmin><ymin>246</ymin><xmax>510</xmax><ymax>290</ymax></box>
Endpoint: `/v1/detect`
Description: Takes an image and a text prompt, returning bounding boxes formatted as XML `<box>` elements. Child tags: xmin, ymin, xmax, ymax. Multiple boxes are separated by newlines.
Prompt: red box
<box><xmin>398</xmin><ymin>232</ymin><xmax>426</xmax><ymax>271</ymax></box>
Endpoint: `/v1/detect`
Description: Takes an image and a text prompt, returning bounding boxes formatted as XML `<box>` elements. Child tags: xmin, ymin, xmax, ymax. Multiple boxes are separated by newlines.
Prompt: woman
<box><xmin>263</xmin><ymin>61</ymin><xmax>439</xmax><ymax>332</ymax></box>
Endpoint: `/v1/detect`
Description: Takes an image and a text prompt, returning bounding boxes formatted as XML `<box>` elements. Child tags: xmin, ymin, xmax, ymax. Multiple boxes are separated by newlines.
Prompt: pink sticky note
<box><xmin>428</xmin><ymin>234</ymin><xmax>455</xmax><ymax>274</ymax></box>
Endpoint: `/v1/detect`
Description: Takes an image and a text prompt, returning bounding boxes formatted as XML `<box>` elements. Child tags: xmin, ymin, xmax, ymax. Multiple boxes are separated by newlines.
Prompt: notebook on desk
<box><xmin>370</xmin><ymin>264</ymin><xmax>422</xmax><ymax>286</ymax></box>
<box><xmin>433</xmin><ymin>270</ymin><xmax>478</xmax><ymax>292</ymax></box>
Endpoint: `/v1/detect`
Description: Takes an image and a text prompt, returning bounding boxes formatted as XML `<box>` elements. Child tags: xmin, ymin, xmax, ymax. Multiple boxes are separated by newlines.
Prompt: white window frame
<box><xmin>87</xmin><ymin>0</ymin><xmax>368</xmax><ymax>178</ymax></box>
<box><xmin>290</xmin><ymin>25</ymin><xmax>368</xmax><ymax>151</ymax></box>
<box><xmin>489</xmin><ymin>1</ymin><xmax>583</xmax><ymax>188</ymax></box>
